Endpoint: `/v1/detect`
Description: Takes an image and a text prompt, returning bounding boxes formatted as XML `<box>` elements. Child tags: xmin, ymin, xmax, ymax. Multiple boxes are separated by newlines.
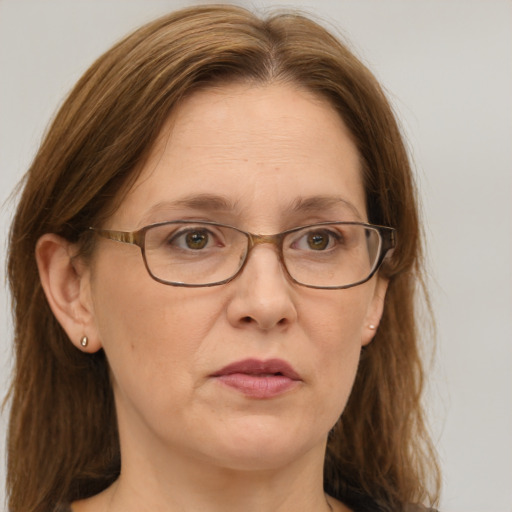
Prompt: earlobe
<box><xmin>361</xmin><ymin>277</ymin><xmax>389</xmax><ymax>347</ymax></box>
<box><xmin>35</xmin><ymin>234</ymin><xmax>101</xmax><ymax>352</ymax></box>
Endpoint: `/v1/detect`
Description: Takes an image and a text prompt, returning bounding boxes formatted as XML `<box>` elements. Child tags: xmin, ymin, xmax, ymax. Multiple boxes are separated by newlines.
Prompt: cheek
<box><xmin>89</xmin><ymin>252</ymin><xmax>223</xmax><ymax>397</ymax></box>
<box><xmin>302</xmin><ymin>289</ymin><xmax>372</xmax><ymax>417</ymax></box>
<box><xmin>305</xmin><ymin>287</ymin><xmax>371</xmax><ymax>355</ymax></box>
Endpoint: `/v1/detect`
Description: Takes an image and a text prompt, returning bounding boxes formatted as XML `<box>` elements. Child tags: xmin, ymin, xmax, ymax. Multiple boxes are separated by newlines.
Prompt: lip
<box><xmin>211</xmin><ymin>358</ymin><xmax>302</xmax><ymax>399</ymax></box>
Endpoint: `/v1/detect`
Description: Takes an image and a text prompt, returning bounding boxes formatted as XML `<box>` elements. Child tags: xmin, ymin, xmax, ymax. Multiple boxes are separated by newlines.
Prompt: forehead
<box><xmin>111</xmin><ymin>82</ymin><xmax>366</xmax><ymax>229</ymax></box>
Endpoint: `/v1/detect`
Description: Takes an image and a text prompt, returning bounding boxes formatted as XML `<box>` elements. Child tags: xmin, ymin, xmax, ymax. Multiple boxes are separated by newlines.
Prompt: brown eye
<box><xmin>184</xmin><ymin>230</ymin><xmax>209</xmax><ymax>250</ymax></box>
<box><xmin>290</xmin><ymin>228</ymin><xmax>342</xmax><ymax>252</ymax></box>
<box><xmin>307</xmin><ymin>232</ymin><xmax>329</xmax><ymax>250</ymax></box>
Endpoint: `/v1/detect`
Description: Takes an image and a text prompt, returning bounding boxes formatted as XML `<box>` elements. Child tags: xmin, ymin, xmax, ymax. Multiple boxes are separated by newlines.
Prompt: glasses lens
<box><xmin>283</xmin><ymin>224</ymin><xmax>382</xmax><ymax>288</ymax></box>
<box><xmin>143</xmin><ymin>222</ymin><xmax>248</xmax><ymax>285</ymax></box>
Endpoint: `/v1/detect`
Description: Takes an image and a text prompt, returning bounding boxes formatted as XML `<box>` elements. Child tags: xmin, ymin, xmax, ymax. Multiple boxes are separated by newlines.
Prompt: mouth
<box><xmin>210</xmin><ymin>358</ymin><xmax>302</xmax><ymax>399</ymax></box>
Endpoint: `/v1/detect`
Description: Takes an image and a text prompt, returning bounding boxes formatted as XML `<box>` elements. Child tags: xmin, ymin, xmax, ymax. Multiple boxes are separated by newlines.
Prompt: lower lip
<box><xmin>215</xmin><ymin>373</ymin><xmax>299</xmax><ymax>398</ymax></box>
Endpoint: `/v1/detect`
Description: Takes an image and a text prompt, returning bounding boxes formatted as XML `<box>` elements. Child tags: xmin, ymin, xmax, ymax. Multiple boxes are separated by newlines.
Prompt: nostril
<box><xmin>241</xmin><ymin>316</ymin><xmax>252</xmax><ymax>324</ymax></box>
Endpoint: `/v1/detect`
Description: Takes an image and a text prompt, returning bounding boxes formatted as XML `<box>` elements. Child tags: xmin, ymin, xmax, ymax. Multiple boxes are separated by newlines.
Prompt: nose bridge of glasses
<box><xmin>249</xmin><ymin>233</ymin><xmax>281</xmax><ymax>247</ymax></box>
<box><xmin>245</xmin><ymin>232</ymin><xmax>286</xmax><ymax>266</ymax></box>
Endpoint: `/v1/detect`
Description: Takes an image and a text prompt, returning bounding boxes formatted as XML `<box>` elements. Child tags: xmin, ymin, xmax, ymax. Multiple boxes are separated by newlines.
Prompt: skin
<box><xmin>37</xmin><ymin>82</ymin><xmax>388</xmax><ymax>512</ymax></box>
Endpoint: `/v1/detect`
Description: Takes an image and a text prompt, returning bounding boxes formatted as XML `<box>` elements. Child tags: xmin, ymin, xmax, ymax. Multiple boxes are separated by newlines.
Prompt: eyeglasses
<box><xmin>90</xmin><ymin>220</ymin><xmax>396</xmax><ymax>289</ymax></box>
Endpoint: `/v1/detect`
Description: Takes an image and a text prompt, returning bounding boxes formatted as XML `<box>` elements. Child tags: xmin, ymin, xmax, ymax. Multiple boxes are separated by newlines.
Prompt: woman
<box><xmin>6</xmin><ymin>5</ymin><xmax>440</xmax><ymax>512</ymax></box>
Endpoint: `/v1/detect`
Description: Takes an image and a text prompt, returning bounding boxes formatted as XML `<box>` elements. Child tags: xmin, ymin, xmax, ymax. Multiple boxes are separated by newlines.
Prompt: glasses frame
<box><xmin>90</xmin><ymin>220</ymin><xmax>396</xmax><ymax>289</ymax></box>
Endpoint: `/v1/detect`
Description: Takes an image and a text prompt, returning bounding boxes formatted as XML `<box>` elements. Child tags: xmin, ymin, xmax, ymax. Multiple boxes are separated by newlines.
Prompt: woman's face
<box><xmin>82</xmin><ymin>82</ymin><xmax>387</xmax><ymax>472</ymax></box>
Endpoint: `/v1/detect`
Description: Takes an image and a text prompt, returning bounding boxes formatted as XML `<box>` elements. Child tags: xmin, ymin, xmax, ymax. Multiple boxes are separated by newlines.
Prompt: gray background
<box><xmin>0</xmin><ymin>1</ymin><xmax>511</xmax><ymax>511</ymax></box>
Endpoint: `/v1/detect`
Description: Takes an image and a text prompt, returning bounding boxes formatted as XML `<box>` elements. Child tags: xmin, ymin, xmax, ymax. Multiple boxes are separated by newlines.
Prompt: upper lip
<box><xmin>211</xmin><ymin>358</ymin><xmax>301</xmax><ymax>380</ymax></box>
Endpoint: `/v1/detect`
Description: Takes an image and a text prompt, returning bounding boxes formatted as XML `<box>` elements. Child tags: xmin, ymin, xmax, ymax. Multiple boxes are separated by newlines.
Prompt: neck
<box><xmin>76</xmin><ymin>438</ymin><xmax>339</xmax><ymax>512</ymax></box>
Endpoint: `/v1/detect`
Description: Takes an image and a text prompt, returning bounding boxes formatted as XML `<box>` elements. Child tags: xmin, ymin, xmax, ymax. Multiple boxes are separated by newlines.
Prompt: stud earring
<box><xmin>368</xmin><ymin>324</ymin><xmax>376</xmax><ymax>330</ymax></box>
<box><xmin>80</xmin><ymin>336</ymin><xmax>89</xmax><ymax>347</ymax></box>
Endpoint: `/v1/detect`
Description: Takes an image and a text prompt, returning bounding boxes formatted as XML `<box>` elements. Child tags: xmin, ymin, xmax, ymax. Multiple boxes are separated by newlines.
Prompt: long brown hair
<box><xmin>6</xmin><ymin>5</ymin><xmax>440</xmax><ymax>511</ymax></box>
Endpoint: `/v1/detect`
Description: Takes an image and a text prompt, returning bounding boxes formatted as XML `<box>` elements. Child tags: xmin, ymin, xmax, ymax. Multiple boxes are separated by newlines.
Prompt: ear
<box><xmin>36</xmin><ymin>233</ymin><xmax>102</xmax><ymax>353</ymax></box>
<box><xmin>361</xmin><ymin>277</ymin><xmax>389</xmax><ymax>347</ymax></box>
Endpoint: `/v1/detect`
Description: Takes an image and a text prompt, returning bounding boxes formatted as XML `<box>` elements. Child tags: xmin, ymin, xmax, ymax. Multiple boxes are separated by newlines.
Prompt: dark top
<box><xmin>54</xmin><ymin>501</ymin><xmax>438</xmax><ymax>511</ymax></box>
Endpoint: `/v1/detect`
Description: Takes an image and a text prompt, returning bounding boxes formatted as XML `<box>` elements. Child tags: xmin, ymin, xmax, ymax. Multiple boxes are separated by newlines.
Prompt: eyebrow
<box><xmin>140</xmin><ymin>193</ymin><xmax>239</xmax><ymax>223</ymax></box>
<box><xmin>289</xmin><ymin>195</ymin><xmax>364</xmax><ymax>220</ymax></box>
<box><xmin>140</xmin><ymin>193</ymin><xmax>363</xmax><ymax>224</ymax></box>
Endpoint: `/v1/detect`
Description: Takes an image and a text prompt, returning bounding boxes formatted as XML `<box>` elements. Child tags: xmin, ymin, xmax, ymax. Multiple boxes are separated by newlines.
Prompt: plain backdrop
<box><xmin>0</xmin><ymin>1</ymin><xmax>511</xmax><ymax>511</ymax></box>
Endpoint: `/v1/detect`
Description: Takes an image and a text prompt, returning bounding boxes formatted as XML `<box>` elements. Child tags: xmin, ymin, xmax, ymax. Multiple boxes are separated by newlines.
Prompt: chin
<box><xmin>199</xmin><ymin>417</ymin><xmax>326</xmax><ymax>472</ymax></box>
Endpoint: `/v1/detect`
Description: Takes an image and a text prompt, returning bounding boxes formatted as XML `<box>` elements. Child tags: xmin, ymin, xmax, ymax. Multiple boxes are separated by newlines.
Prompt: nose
<box><xmin>225</xmin><ymin>244</ymin><xmax>298</xmax><ymax>331</ymax></box>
